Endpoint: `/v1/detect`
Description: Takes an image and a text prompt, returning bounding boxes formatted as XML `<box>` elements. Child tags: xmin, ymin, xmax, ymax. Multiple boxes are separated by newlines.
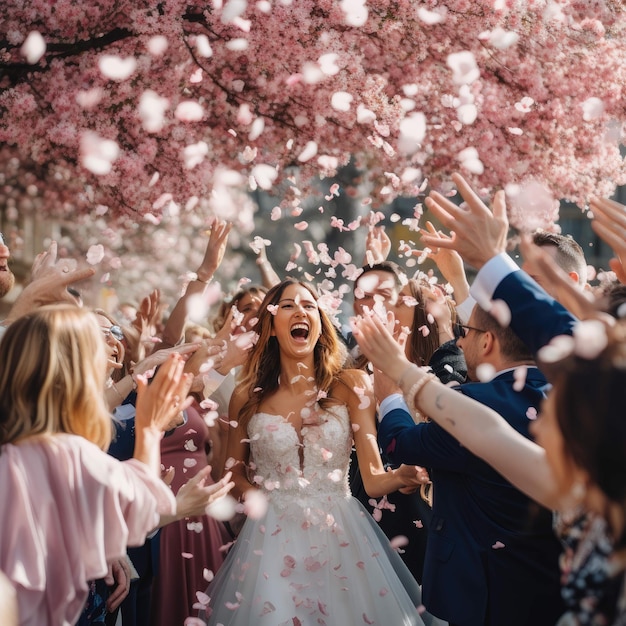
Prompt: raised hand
<box><xmin>351</xmin><ymin>313</ymin><xmax>411</xmax><ymax>384</ymax></box>
<box><xmin>422</xmin><ymin>172</ymin><xmax>508</xmax><ymax>270</ymax></box>
<box><xmin>590</xmin><ymin>196</ymin><xmax>626</xmax><ymax>285</ymax></box>
<box><xmin>5</xmin><ymin>241</ymin><xmax>95</xmax><ymax>323</ymax></box>
<box><xmin>133</xmin><ymin>342</ymin><xmax>201</xmax><ymax>379</ymax></box>
<box><xmin>124</xmin><ymin>289</ymin><xmax>162</xmax><ymax>364</ymax></box>
<box><xmin>135</xmin><ymin>353</ymin><xmax>194</xmax><ymax>435</ymax></box>
<box><xmin>415</xmin><ymin>221</ymin><xmax>470</xmax><ymax>305</ymax></box>
<box><xmin>197</xmin><ymin>218</ymin><xmax>232</xmax><ymax>283</ymax></box>
<box><xmin>363</xmin><ymin>225</ymin><xmax>392</xmax><ymax>266</ymax></box>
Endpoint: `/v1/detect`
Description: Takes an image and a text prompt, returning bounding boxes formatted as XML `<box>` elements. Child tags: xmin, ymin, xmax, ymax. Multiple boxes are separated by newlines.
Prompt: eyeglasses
<box><xmin>101</xmin><ymin>325</ymin><xmax>124</xmax><ymax>341</ymax></box>
<box><xmin>458</xmin><ymin>324</ymin><xmax>487</xmax><ymax>338</ymax></box>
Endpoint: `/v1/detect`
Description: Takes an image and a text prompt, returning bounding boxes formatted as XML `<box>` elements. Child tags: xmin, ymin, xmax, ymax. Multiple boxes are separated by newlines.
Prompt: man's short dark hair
<box><xmin>357</xmin><ymin>261</ymin><xmax>403</xmax><ymax>286</ymax></box>
<box><xmin>473</xmin><ymin>305</ymin><xmax>533</xmax><ymax>363</ymax></box>
<box><xmin>532</xmin><ymin>230</ymin><xmax>587</xmax><ymax>285</ymax></box>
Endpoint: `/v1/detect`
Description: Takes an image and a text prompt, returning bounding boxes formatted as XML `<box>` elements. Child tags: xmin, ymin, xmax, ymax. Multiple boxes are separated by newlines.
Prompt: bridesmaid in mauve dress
<box><xmin>150</xmin><ymin>404</ymin><xmax>232</xmax><ymax>626</ymax></box>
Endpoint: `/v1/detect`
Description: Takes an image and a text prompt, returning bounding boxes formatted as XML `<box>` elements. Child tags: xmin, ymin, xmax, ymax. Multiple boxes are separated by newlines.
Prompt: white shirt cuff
<box><xmin>454</xmin><ymin>296</ymin><xmax>476</xmax><ymax>324</ymax></box>
<box><xmin>470</xmin><ymin>252</ymin><xmax>520</xmax><ymax>310</ymax></box>
<box><xmin>378</xmin><ymin>393</ymin><xmax>409</xmax><ymax>422</ymax></box>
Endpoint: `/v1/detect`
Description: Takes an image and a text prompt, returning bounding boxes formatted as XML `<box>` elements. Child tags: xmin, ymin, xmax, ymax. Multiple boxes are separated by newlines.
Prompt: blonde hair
<box><xmin>0</xmin><ymin>305</ymin><xmax>113</xmax><ymax>449</ymax></box>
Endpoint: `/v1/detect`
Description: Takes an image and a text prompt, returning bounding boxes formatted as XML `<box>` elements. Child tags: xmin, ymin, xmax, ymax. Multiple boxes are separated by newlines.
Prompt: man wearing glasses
<box><xmin>375</xmin><ymin>301</ymin><xmax>565</xmax><ymax>626</ymax></box>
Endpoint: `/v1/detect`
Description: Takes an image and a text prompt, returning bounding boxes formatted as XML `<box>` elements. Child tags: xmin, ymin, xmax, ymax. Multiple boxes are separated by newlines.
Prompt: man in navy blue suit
<box><xmin>376</xmin><ymin>299</ymin><xmax>564</xmax><ymax>626</ymax></box>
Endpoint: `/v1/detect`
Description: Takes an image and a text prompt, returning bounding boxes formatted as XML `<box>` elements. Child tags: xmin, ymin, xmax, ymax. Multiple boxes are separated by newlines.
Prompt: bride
<box><xmin>198</xmin><ymin>278</ymin><xmax>446</xmax><ymax>626</ymax></box>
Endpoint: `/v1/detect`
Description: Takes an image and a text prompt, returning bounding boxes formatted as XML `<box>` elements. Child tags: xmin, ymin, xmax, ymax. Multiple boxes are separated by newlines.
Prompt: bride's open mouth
<box><xmin>290</xmin><ymin>323</ymin><xmax>310</xmax><ymax>342</ymax></box>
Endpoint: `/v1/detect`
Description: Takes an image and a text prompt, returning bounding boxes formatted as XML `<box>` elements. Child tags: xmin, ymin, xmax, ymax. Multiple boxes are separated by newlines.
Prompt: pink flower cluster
<box><xmin>0</xmin><ymin>0</ymin><xmax>624</xmax><ymax>227</ymax></box>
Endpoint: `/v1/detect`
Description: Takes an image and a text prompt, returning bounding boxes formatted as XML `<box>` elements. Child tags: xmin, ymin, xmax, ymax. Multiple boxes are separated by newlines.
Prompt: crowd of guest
<box><xmin>1</xmin><ymin>174</ymin><xmax>626</xmax><ymax>625</ymax></box>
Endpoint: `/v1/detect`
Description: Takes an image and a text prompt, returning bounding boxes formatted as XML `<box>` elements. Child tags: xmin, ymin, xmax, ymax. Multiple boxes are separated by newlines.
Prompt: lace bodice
<box><xmin>248</xmin><ymin>404</ymin><xmax>353</xmax><ymax>508</ymax></box>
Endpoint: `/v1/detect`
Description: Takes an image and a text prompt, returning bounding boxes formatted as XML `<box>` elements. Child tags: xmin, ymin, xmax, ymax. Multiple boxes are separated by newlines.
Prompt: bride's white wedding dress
<box><xmin>199</xmin><ymin>404</ymin><xmax>445</xmax><ymax>626</ymax></box>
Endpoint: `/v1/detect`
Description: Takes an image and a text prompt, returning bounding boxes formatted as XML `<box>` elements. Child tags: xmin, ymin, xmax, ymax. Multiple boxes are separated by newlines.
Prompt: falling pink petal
<box><xmin>298</xmin><ymin>141</ymin><xmax>318</xmax><ymax>162</ymax></box>
<box><xmin>573</xmin><ymin>319</ymin><xmax>608</xmax><ymax>359</ymax></box>
<box><xmin>390</xmin><ymin>535</ymin><xmax>409</xmax><ymax>549</ymax></box>
<box><xmin>98</xmin><ymin>55</ymin><xmax>137</xmax><ymax>81</ymax></box>
<box><xmin>492</xmin><ymin>541</ymin><xmax>506</xmax><ymax>549</ymax></box>
<box><xmin>363</xmin><ymin>613</ymin><xmax>375</xmax><ymax>624</ymax></box>
<box><xmin>86</xmin><ymin>244</ymin><xmax>105</xmax><ymax>265</ymax></box>
<box><xmin>379</xmin><ymin>588</ymin><xmax>389</xmax><ymax>596</ymax></box>
<box><xmin>490</xmin><ymin>299</ymin><xmax>512</xmax><ymax>327</ymax></box>
<box><xmin>243</xmin><ymin>489</ymin><xmax>268</xmax><ymax>519</ymax></box>
<box><xmin>181</xmin><ymin>552</ymin><xmax>193</xmax><ymax>559</ymax></box>
<box><xmin>21</xmin><ymin>31</ymin><xmax>46</xmax><ymax>64</ymax></box>
<box><xmin>476</xmin><ymin>363</ymin><xmax>496</xmax><ymax>382</ymax></box>
<box><xmin>513</xmin><ymin>366</ymin><xmax>527</xmax><ymax>392</ymax></box>
<box><xmin>413</xmin><ymin>519</ymin><xmax>423</xmax><ymax>528</ymax></box>
<box><xmin>526</xmin><ymin>407</ymin><xmax>538</xmax><ymax>420</ymax></box>
<box><xmin>203</xmin><ymin>569</ymin><xmax>214</xmax><ymax>583</ymax></box>
<box><xmin>175</xmin><ymin>101</ymin><xmax>205</xmax><ymax>122</ymax></box>
<box><xmin>294</xmin><ymin>221</ymin><xmax>309</xmax><ymax>231</ymax></box>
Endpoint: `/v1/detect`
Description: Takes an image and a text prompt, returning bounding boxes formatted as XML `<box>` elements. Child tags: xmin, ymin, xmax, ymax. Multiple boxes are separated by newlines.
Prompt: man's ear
<box><xmin>480</xmin><ymin>330</ymin><xmax>496</xmax><ymax>357</ymax></box>
<box><xmin>568</xmin><ymin>270</ymin><xmax>580</xmax><ymax>285</ymax></box>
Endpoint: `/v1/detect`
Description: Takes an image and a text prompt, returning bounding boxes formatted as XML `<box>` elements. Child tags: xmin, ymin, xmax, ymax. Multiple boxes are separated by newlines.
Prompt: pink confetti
<box><xmin>512</xmin><ymin>366</ymin><xmax>527</xmax><ymax>392</ymax></box>
<box><xmin>98</xmin><ymin>55</ymin><xmax>137</xmax><ymax>81</ymax></box>
<box><xmin>413</xmin><ymin>519</ymin><xmax>423</xmax><ymax>528</ymax></box>
<box><xmin>526</xmin><ymin>407</ymin><xmax>538</xmax><ymax>420</ymax></box>
<box><xmin>21</xmin><ymin>31</ymin><xmax>46</xmax><ymax>64</ymax></box>
<box><xmin>390</xmin><ymin>535</ymin><xmax>409</xmax><ymax>549</ymax></box>
<box><xmin>492</xmin><ymin>541</ymin><xmax>506</xmax><ymax>549</ymax></box>
<box><xmin>181</xmin><ymin>552</ymin><xmax>193</xmax><ymax>559</ymax></box>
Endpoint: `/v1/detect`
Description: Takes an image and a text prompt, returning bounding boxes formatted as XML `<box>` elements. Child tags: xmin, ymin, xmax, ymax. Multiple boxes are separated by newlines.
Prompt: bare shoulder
<box><xmin>332</xmin><ymin>368</ymin><xmax>373</xmax><ymax>402</ymax></box>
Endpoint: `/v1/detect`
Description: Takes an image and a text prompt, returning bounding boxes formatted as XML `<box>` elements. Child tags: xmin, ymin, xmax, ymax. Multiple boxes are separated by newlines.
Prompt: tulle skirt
<box><xmin>198</xmin><ymin>492</ymin><xmax>446</xmax><ymax>626</ymax></box>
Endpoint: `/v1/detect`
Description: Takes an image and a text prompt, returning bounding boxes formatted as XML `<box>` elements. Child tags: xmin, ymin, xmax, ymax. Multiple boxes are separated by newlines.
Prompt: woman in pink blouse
<box><xmin>0</xmin><ymin>305</ymin><xmax>192</xmax><ymax>626</ymax></box>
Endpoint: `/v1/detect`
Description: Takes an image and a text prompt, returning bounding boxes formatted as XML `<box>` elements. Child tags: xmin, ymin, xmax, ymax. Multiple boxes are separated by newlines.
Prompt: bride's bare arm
<box><xmin>223</xmin><ymin>386</ymin><xmax>257</xmax><ymax>501</ymax></box>
<box><xmin>337</xmin><ymin>369</ymin><xmax>429</xmax><ymax>499</ymax></box>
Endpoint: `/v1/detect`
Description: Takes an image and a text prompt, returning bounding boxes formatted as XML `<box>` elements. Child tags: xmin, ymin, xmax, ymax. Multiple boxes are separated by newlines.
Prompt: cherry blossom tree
<box><xmin>1</xmin><ymin>0</ymin><xmax>625</xmax><ymax>231</ymax></box>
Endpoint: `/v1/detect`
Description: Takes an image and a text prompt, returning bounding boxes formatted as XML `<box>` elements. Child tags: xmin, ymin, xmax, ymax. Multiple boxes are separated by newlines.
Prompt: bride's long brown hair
<box><xmin>236</xmin><ymin>279</ymin><xmax>347</xmax><ymax>429</ymax></box>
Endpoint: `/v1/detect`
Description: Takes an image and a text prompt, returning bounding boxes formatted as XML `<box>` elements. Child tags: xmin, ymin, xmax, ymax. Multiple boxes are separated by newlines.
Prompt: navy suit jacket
<box><xmin>493</xmin><ymin>269</ymin><xmax>577</xmax><ymax>352</ymax></box>
<box><xmin>379</xmin><ymin>368</ymin><xmax>564</xmax><ymax>626</ymax></box>
<box><xmin>377</xmin><ymin>268</ymin><xmax>578</xmax><ymax>625</ymax></box>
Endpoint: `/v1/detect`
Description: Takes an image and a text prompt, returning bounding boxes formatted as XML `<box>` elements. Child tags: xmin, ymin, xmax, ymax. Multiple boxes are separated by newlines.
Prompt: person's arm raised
<box><xmin>161</xmin><ymin>219</ymin><xmax>232</xmax><ymax>348</ymax></box>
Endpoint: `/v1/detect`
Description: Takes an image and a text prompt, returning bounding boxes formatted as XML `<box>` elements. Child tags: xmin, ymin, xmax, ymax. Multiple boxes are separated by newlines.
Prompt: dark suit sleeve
<box><xmin>493</xmin><ymin>270</ymin><xmax>578</xmax><ymax>354</ymax></box>
<box><xmin>377</xmin><ymin>407</ymin><xmax>470</xmax><ymax>471</ymax></box>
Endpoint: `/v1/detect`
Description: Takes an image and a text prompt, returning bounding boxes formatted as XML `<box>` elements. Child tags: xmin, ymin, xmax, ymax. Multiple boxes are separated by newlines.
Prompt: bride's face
<box><xmin>271</xmin><ymin>284</ymin><xmax>322</xmax><ymax>358</ymax></box>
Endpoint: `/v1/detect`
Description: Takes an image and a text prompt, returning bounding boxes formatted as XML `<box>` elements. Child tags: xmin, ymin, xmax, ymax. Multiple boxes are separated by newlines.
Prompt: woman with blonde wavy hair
<box><xmin>0</xmin><ymin>304</ymin><xmax>192</xmax><ymax>626</ymax></box>
<box><xmin>199</xmin><ymin>278</ymin><xmax>445</xmax><ymax>626</ymax></box>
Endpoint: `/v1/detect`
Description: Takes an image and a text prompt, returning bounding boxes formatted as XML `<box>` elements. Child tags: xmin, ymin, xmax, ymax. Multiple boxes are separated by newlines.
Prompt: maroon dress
<box><xmin>150</xmin><ymin>405</ymin><xmax>231</xmax><ymax>626</ymax></box>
